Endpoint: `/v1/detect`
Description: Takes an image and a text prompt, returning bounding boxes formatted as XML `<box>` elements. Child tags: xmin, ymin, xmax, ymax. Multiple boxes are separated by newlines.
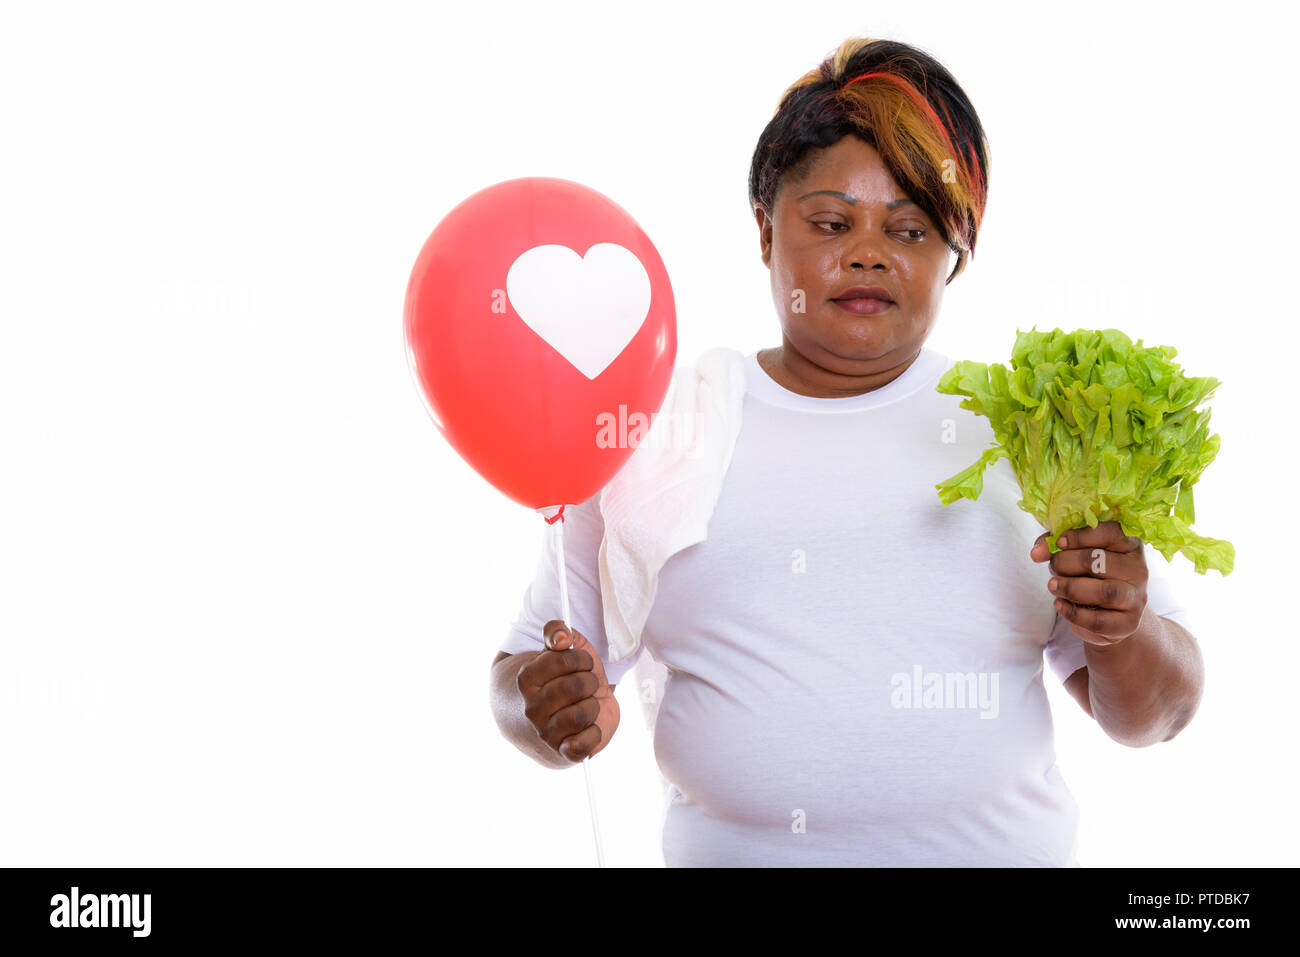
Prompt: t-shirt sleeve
<box><xmin>497</xmin><ymin>493</ymin><xmax>642</xmax><ymax>688</ymax></box>
<box><xmin>1044</xmin><ymin>542</ymin><xmax>1197</xmax><ymax>685</ymax></box>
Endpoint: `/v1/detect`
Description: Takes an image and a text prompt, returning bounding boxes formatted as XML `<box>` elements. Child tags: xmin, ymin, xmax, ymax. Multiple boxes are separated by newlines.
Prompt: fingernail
<box><xmin>1057</xmin><ymin>536</ymin><xmax>1068</xmax><ymax>548</ymax></box>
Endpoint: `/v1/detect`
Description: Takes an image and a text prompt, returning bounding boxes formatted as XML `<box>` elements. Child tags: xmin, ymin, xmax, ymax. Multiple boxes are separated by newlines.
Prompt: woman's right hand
<box><xmin>515</xmin><ymin>620</ymin><xmax>620</xmax><ymax>763</ymax></box>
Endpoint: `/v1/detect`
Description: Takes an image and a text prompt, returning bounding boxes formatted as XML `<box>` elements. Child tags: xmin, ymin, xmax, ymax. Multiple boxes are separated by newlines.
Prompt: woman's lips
<box><xmin>832</xmin><ymin>297</ymin><xmax>892</xmax><ymax>316</ymax></box>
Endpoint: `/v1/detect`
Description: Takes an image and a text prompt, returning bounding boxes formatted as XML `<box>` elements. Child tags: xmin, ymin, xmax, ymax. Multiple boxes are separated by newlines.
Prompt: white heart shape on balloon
<box><xmin>506</xmin><ymin>243</ymin><xmax>652</xmax><ymax>380</ymax></box>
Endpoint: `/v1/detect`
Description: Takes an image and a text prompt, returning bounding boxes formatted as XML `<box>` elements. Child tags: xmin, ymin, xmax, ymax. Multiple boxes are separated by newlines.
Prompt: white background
<box><xmin>2</xmin><ymin>0</ymin><xmax>1294</xmax><ymax>867</ymax></box>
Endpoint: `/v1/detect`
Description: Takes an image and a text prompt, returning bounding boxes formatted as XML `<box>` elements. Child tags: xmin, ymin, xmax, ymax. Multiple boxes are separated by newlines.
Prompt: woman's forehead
<box><xmin>781</xmin><ymin>142</ymin><xmax>908</xmax><ymax>205</ymax></box>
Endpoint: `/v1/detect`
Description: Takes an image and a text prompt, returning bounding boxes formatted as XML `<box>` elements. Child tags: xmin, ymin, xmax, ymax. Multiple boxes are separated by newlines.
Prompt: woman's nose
<box><xmin>842</xmin><ymin>230</ymin><xmax>887</xmax><ymax>270</ymax></box>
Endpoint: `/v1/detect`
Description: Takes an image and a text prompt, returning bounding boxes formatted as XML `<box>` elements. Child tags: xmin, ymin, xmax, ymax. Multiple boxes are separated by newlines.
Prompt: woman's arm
<box><xmin>1062</xmin><ymin>612</ymin><xmax>1204</xmax><ymax>747</ymax></box>
<box><xmin>1034</xmin><ymin>523</ymin><xmax>1206</xmax><ymax>748</ymax></box>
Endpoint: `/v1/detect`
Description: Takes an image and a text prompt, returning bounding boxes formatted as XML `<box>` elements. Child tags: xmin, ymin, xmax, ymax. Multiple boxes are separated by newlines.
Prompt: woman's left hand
<box><xmin>1030</xmin><ymin>521</ymin><xmax>1149</xmax><ymax>647</ymax></box>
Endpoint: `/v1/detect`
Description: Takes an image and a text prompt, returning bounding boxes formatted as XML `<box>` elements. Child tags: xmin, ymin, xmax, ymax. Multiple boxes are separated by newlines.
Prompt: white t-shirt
<box><xmin>499</xmin><ymin>346</ymin><xmax>1194</xmax><ymax>866</ymax></box>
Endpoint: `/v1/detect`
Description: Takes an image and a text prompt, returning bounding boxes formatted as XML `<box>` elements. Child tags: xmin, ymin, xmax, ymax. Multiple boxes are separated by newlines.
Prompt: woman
<box><xmin>489</xmin><ymin>36</ymin><xmax>1204</xmax><ymax>866</ymax></box>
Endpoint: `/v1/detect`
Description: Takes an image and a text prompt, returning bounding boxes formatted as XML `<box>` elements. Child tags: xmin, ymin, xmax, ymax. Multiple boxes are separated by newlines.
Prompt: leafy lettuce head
<box><xmin>934</xmin><ymin>327</ymin><xmax>1234</xmax><ymax>575</ymax></box>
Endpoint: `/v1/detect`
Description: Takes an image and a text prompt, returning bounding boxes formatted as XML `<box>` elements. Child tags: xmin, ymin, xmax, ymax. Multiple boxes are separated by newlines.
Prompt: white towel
<box><xmin>597</xmin><ymin>346</ymin><xmax>747</xmax><ymax>664</ymax></box>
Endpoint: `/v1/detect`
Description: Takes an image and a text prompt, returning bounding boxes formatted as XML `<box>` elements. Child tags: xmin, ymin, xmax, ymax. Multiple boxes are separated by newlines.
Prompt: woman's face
<box><xmin>756</xmin><ymin>134</ymin><xmax>955</xmax><ymax>388</ymax></box>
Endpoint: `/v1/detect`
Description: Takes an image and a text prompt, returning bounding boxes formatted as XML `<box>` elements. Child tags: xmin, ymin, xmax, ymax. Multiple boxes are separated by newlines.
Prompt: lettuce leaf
<box><xmin>934</xmin><ymin>327</ymin><xmax>1234</xmax><ymax>575</ymax></box>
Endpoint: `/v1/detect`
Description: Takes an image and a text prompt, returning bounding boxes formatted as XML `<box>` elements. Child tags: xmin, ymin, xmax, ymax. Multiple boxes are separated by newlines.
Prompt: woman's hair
<box><xmin>748</xmin><ymin>37</ymin><xmax>991</xmax><ymax>283</ymax></box>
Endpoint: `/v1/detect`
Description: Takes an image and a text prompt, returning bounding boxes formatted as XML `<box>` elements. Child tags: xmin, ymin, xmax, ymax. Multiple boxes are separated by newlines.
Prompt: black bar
<box><xmin>0</xmin><ymin>866</ymin><xmax>1290</xmax><ymax>944</ymax></box>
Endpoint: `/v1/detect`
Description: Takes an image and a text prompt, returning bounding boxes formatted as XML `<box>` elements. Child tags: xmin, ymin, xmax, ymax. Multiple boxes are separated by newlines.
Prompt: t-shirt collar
<box><xmin>744</xmin><ymin>347</ymin><xmax>949</xmax><ymax>413</ymax></box>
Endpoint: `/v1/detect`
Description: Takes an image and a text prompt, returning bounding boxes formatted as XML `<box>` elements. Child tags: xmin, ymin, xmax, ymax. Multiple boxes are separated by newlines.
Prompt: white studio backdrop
<box><xmin>1</xmin><ymin>0</ymin><xmax>1294</xmax><ymax>867</ymax></box>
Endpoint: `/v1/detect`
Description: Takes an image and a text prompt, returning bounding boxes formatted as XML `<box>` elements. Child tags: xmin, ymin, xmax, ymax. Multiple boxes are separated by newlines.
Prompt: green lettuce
<box><xmin>934</xmin><ymin>327</ymin><xmax>1234</xmax><ymax>575</ymax></box>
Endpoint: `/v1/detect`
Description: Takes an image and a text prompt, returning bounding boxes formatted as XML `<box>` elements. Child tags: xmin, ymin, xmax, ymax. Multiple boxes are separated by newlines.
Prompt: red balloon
<box><xmin>404</xmin><ymin>178</ymin><xmax>676</xmax><ymax>511</ymax></box>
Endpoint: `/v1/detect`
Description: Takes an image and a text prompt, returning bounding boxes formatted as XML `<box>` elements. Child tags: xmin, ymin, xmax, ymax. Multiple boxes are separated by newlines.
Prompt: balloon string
<box><xmin>553</xmin><ymin>508</ymin><xmax>606</xmax><ymax>868</ymax></box>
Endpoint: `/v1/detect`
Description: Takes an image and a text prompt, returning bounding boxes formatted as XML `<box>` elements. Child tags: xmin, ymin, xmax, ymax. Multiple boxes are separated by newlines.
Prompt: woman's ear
<box><xmin>754</xmin><ymin>202</ymin><xmax>774</xmax><ymax>268</ymax></box>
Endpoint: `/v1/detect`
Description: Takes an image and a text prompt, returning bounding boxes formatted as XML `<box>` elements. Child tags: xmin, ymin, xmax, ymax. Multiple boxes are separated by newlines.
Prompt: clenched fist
<box><xmin>513</xmin><ymin>621</ymin><xmax>620</xmax><ymax>763</ymax></box>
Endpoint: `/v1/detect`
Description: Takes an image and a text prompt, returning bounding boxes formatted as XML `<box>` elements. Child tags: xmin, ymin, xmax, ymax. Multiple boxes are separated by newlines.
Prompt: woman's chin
<box><xmin>825</xmin><ymin>328</ymin><xmax>894</xmax><ymax>359</ymax></box>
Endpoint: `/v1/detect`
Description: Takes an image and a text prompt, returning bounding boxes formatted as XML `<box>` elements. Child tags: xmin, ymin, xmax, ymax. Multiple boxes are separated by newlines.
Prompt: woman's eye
<box><xmin>812</xmin><ymin>222</ymin><xmax>927</xmax><ymax>240</ymax></box>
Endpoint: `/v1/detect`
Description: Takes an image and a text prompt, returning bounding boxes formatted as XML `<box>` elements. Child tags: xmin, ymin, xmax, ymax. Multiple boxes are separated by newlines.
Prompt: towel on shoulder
<box><xmin>597</xmin><ymin>346</ymin><xmax>747</xmax><ymax>664</ymax></box>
